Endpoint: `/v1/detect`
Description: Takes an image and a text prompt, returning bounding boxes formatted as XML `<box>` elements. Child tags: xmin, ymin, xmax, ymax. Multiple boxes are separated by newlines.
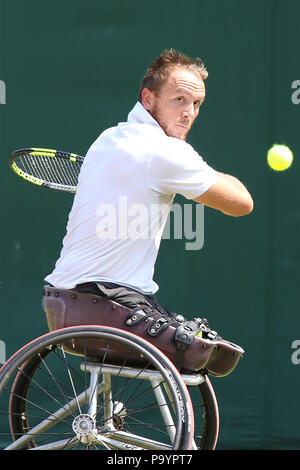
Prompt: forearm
<box><xmin>194</xmin><ymin>171</ymin><xmax>254</xmax><ymax>217</ymax></box>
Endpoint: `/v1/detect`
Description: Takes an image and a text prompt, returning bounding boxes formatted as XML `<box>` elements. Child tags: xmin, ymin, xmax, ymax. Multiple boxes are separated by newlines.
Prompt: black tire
<box><xmin>0</xmin><ymin>326</ymin><xmax>194</xmax><ymax>450</ymax></box>
<box><xmin>188</xmin><ymin>375</ymin><xmax>219</xmax><ymax>450</ymax></box>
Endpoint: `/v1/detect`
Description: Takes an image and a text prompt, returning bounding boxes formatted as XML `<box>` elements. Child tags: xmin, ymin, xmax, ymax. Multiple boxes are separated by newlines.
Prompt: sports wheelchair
<box><xmin>0</xmin><ymin>286</ymin><xmax>244</xmax><ymax>450</ymax></box>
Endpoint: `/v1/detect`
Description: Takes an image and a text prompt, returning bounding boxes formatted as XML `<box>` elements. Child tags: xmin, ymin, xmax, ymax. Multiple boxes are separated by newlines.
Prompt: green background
<box><xmin>0</xmin><ymin>0</ymin><xmax>299</xmax><ymax>449</ymax></box>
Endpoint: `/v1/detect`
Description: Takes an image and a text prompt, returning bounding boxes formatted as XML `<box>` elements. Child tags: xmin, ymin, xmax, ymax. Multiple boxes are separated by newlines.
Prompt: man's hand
<box><xmin>193</xmin><ymin>172</ymin><xmax>253</xmax><ymax>217</ymax></box>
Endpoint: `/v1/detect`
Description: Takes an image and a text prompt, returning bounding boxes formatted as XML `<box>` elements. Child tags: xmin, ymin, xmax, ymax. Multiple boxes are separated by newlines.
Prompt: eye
<box><xmin>194</xmin><ymin>100</ymin><xmax>200</xmax><ymax>107</ymax></box>
<box><xmin>176</xmin><ymin>97</ymin><xmax>184</xmax><ymax>102</ymax></box>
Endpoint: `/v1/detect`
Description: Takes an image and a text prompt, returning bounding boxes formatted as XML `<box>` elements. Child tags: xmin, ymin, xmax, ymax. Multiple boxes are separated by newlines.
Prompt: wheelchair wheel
<box><xmin>0</xmin><ymin>326</ymin><xmax>194</xmax><ymax>450</ymax></box>
<box><xmin>187</xmin><ymin>376</ymin><xmax>219</xmax><ymax>450</ymax></box>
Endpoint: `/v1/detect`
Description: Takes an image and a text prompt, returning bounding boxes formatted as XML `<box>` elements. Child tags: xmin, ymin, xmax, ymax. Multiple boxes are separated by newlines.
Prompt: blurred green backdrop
<box><xmin>0</xmin><ymin>0</ymin><xmax>300</xmax><ymax>449</ymax></box>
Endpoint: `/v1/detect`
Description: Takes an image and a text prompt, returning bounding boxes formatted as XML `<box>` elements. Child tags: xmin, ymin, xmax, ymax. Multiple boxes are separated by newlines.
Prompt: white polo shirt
<box><xmin>45</xmin><ymin>102</ymin><xmax>218</xmax><ymax>294</ymax></box>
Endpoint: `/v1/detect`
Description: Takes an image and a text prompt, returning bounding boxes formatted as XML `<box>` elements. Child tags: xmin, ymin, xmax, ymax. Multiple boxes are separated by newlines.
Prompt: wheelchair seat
<box><xmin>42</xmin><ymin>286</ymin><xmax>244</xmax><ymax>376</ymax></box>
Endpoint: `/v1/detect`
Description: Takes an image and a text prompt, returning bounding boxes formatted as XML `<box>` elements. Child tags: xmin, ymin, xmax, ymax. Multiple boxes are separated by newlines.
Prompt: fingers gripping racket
<box><xmin>9</xmin><ymin>148</ymin><xmax>84</xmax><ymax>193</ymax></box>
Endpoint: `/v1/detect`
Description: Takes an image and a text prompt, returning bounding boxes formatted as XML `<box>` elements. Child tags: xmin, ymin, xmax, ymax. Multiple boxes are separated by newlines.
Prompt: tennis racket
<box><xmin>9</xmin><ymin>147</ymin><xmax>84</xmax><ymax>193</ymax></box>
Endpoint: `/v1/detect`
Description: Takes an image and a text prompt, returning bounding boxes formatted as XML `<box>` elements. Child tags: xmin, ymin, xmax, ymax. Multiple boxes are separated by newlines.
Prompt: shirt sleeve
<box><xmin>147</xmin><ymin>137</ymin><xmax>218</xmax><ymax>199</ymax></box>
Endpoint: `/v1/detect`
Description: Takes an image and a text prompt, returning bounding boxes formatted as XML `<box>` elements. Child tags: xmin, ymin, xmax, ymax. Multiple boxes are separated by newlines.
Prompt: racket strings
<box><xmin>54</xmin><ymin>157</ymin><xmax>75</xmax><ymax>186</ymax></box>
<box><xmin>56</xmin><ymin>157</ymin><xmax>81</xmax><ymax>187</ymax></box>
<box><xmin>17</xmin><ymin>154</ymin><xmax>81</xmax><ymax>187</ymax></box>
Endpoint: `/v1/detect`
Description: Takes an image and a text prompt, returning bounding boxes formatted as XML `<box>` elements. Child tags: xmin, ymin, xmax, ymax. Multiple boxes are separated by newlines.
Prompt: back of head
<box><xmin>138</xmin><ymin>48</ymin><xmax>208</xmax><ymax>102</ymax></box>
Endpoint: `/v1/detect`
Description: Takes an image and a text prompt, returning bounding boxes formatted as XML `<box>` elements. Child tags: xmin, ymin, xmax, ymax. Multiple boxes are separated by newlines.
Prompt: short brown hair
<box><xmin>138</xmin><ymin>48</ymin><xmax>208</xmax><ymax>102</ymax></box>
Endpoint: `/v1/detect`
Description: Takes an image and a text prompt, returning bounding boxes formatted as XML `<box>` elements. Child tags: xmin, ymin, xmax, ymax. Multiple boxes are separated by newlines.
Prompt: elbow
<box><xmin>222</xmin><ymin>196</ymin><xmax>254</xmax><ymax>217</ymax></box>
<box><xmin>233</xmin><ymin>196</ymin><xmax>254</xmax><ymax>217</ymax></box>
<box><xmin>243</xmin><ymin>195</ymin><xmax>254</xmax><ymax>216</ymax></box>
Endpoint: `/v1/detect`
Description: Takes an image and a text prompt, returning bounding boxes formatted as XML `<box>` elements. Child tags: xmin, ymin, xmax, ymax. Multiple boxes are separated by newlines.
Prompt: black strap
<box><xmin>173</xmin><ymin>324</ymin><xmax>197</xmax><ymax>371</ymax></box>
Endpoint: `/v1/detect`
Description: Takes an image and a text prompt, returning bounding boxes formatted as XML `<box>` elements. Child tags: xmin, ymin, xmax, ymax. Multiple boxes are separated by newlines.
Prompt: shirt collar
<box><xmin>127</xmin><ymin>102</ymin><xmax>163</xmax><ymax>131</ymax></box>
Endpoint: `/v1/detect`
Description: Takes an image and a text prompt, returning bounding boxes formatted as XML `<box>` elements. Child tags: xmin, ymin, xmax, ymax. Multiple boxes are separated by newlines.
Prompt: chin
<box><xmin>175</xmin><ymin>133</ymin><xmax>187</xmax><ymax>141</ymax></box>
<box><xmin>166</xmin><ymin>130</ymin><xmax>187</xmax><ymax>141</ymax></box>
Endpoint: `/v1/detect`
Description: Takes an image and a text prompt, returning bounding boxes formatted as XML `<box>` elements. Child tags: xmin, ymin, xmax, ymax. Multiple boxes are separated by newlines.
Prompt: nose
<box><xmin>182</xmin><ymin>103</ymin><xmax>195</xmax><ymax>119</ymax></box>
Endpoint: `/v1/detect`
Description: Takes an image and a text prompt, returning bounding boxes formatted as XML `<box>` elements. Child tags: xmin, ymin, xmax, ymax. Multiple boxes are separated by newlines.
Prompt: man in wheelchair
<box><xmin>44</xmin><ymin>49</ymin><xmax>253</xmax><ymax>374</ymax></box>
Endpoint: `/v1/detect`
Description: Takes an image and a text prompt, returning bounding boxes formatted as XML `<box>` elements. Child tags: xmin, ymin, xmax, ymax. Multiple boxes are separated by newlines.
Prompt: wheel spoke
<box><xmin>60</xmin><ymin>346</ymin><xmax>82</xmax><ymax>415</ymax></box>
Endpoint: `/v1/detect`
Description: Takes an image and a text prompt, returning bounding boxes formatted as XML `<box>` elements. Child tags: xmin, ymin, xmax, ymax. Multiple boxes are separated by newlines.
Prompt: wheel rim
<box><xmin>0</xmin><ymin>326</ymin><xmax>194</xmax><ymax>450</ymax></box>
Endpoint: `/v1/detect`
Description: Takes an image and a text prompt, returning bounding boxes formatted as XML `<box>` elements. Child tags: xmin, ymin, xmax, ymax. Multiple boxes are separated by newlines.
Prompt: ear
<box><xmin>141</xmin><ymin>88</ymin><xmax>153</xmax><ymax>111</ymax></box>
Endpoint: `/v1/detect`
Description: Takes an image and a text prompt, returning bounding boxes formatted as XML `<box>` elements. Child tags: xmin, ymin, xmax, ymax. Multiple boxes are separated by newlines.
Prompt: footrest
<box><xmin>205</xmin><ymin>339</ymin><xmax>244</xmax><ymax>377</ymax></box>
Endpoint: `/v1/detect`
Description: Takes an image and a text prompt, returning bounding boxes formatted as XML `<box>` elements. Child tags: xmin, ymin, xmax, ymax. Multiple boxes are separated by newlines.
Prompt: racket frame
<box><xmin>9</xmin><ymin>147</ymin><xmax>84</xmax><ymax>192</ymax></box>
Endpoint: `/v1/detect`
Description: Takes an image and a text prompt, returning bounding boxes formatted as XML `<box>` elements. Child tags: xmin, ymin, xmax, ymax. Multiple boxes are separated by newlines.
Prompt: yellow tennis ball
<box><xmin>267</xmin><ymin>144</ymin><xmax>293</xmax><ymax>171</ymax></box>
